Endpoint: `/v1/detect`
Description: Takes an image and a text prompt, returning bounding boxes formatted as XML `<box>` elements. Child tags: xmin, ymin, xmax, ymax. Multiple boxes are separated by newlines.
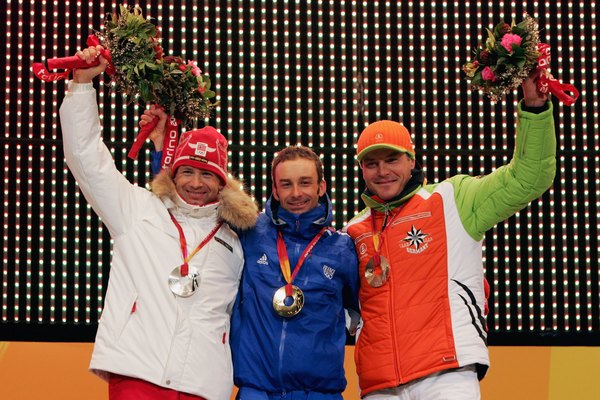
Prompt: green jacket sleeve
<box><xmin>449</xmin><ymin>100</ymin><xmax>556</xmax><ymax>241</ymax></box>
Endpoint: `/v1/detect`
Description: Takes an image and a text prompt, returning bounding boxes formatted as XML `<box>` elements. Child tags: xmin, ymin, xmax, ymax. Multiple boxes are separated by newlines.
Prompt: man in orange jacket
<box><xmin>343</xmin><ymin>72</ymin><xmax>556</xmax><ymax>399</ymax></box>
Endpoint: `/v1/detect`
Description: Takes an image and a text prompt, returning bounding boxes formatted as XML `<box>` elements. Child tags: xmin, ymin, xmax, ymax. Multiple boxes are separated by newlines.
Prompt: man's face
<box><xmin>174</xmin><ymin>166</ymin><xmax>223</xmax><ymax>206</ymax></box>
<box><xmin>272</xmin><ymin>158</ymin><xmax>326</xmax><ymax>214</ymax></box>
<box><xmin>361</xmin><ymin>148</ymin><xmax>415</xmax><ymax>202</ymax></box>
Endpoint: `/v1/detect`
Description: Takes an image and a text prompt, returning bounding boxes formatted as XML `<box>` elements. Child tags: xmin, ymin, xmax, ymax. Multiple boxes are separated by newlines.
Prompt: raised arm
<box><xmin>59</xmin><ymin>46</ymin><xmax>143</xmax><ymax>236</ymax></box>
<box><xmin>452</xmin><ymin>70</ymin><xmax>556</xmax><ymax>241</ymax></box>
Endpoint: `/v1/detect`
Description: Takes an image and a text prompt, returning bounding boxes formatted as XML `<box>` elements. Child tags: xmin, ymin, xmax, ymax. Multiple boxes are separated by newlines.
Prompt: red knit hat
<box><xmin>356</xmin><ymin>120</ymin><xmax>415</xmax><ymax>162</ymax></box>
<box><xmin>172</xmin><ymin>126</ymin><xmax>228</xmax><ymax>183</ymax></box>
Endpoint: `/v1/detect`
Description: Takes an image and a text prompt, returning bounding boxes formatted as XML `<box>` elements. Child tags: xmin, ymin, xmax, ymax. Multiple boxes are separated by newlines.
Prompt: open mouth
<box><xmin>288</xmin><ymin>199</ymin><xmax>309</xmax><ymax>209</ymax></box>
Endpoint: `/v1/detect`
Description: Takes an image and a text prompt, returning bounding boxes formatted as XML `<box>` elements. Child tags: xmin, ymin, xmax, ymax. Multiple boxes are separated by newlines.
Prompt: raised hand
<box><xmin>521</xmin><ymin>69</ymin><xmax>549</xmax><ymax>107</ymax></box>
<box><xmin>140</xmin><ymin>105</ymin><xmax>168</xmax><ymax>151</ymax></box>
<box><xmin>73</xmin><ymin>45</ymin><xmax>109</xmax><ymax>84</ymax></box>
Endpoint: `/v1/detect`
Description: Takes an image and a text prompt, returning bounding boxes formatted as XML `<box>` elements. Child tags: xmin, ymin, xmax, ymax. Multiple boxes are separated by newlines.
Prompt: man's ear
<box><xmin>318</xmin><ymin>180</ymin><xmax>326</xmax><ymax>197</ymax></box>
<box><xmin>272</xmin><ymin>183</ymin><xmax>280</xmax><ymax>201</ymax></box>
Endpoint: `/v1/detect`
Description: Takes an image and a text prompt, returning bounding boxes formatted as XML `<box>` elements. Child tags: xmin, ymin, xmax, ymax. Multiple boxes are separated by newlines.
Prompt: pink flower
<box><xmin>500</xmin><ymin>33</ymin><xmax>522</xmax><ymax>52</ymax></box>
<box><xmin>481</xmin><ymin>66</ymin><xmax>496</xmax><ymax>81</ymax></box>
<box><xmin>185</xmin><ymin>60</ymin><xmax>202</xmax><ymax>77</ymax></box>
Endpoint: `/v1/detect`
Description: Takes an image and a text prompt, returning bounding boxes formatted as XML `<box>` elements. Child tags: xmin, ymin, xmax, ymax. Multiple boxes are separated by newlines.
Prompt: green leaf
<box><xmin>512</xmin><ymin>46</ymin><xmax>525</xmax><ymax>57</ymax></box>
<box><xmin>485</xmin><ymin>28</ymin><xmax>496</xmax><ymax>48</ymax></box>
<box><xmin>471</xmin><ymin>75</ymin><xmax>484</xmax><ymax>86</ymax></box>
<box><xmin>493</xmin><ymin>23</ymin><xmax>505</xmax><ymax>38</ymax></box>
<box><xmin>139</xmin><ymin>82</ymin><xmax>152</xmax><ymax>102</ymax></box>
<box><xmin>145</xmin><ymin>62</ymin><xmax>159</xmax><ymax>70</ymax></box>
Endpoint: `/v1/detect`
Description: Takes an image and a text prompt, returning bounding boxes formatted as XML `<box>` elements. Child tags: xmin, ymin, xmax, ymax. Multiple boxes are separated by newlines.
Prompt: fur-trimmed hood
<box><xmin>151</xmin><ymin>169</ymin><xmax>258</xmax><ymax>230</ymax></box>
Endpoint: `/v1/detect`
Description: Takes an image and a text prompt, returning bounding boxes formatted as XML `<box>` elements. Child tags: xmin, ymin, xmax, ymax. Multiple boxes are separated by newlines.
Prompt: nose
<box><xmin>377</xmin><ymin>162</ymin><xmax>390</xmax><ymax>176</ymax></box>
<box><xmin>290</xmin><ymin>184</ymin><xmax>301</xmax><ymax>197</ymax></box>
<box><xmin>189</xmin><ymin>173</ymin><xmax>204</xmax><ymax>188</ymax></box>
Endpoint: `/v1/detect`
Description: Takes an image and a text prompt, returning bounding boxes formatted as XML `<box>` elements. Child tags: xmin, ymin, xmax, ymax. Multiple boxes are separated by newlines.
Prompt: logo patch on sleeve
<box><xmin>214</xmin><ymin>236</ymin><xmax>233</xmax><ymax>253</ymax></box>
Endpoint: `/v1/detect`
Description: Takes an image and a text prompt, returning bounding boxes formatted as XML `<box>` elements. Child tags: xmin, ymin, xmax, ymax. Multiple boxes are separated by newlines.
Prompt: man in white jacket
<box><xmin>59</xmin><ymin>46</ymin><xmax>257</xmax><ymax>400</ymax></box>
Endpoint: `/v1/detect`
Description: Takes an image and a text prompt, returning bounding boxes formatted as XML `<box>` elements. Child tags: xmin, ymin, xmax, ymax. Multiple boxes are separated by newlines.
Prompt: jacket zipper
<box><xmin>383</xmin><ymin>211</ymin><xmax>402</xmax><ymax>384</ymax></box>
<box><xmin>278</xmin><ymin>319</ymin><xmax>288</xmax><ymax>390</ymax></box>
<box><xmin>277</xmin><ymin>238</ymin><xmax>301</xmax><ymax>392</ymax></box>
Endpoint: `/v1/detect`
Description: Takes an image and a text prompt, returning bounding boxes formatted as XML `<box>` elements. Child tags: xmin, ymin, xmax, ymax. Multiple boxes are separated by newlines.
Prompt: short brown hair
<box><xmin>271</xmin><ymin>145</ymin><xmax>324</xmax><ymax>185</ymax></box>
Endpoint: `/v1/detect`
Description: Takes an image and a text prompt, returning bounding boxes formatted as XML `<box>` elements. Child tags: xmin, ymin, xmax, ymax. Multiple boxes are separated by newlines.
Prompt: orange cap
<box><xmin>356</xmin><ymin>120</ymin><xmax>415</xmax><ymax>161</ymax></box>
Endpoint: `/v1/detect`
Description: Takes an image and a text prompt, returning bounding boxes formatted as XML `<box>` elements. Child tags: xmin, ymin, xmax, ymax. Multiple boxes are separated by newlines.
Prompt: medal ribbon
<box><xmin>276</xmin><ymin>227</ymin><xmax>329</xmax><ymax>297</ymax></box>
<box><xmin>370</xmin><ymin>209</ymin><xmax>401</xmax><ymax>267</ymax></box>
<box><xmin>169</xmin><ymin>212</ymin><xmax>224</xmax><ymax>276</ymax></box>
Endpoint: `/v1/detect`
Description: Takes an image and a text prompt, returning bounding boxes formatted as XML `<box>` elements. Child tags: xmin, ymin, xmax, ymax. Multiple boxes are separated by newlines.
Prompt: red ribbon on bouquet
<box><xmin>536</xmin><ymin>43</ymin><xmax>579</xmax><ymax>106</ymax></box>
<box><xmin>127</xmin><ymin>108</ymin><xmax>181</xmax><ymax>171</ymax></box>
<box><xmin>32</xmin><ymin>35</ymin><xmax>115</xmax><ymax>82</ymax></box>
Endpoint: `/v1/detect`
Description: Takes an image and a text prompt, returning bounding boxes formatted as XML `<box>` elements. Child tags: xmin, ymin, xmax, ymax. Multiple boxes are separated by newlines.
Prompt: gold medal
<box><xmin>272</xmin><ymin>285</ymin><xmax>304</xmax><ymax>317</ymax></box>
<box><xmin>365</xmin><ymin>255</ymin><xmax>390</xmax><ymax>287</ymax></box>
<box><xmin>168</xmin><ymin>265</ymin><xmax>200</xmax><ymax>297</ymax></box>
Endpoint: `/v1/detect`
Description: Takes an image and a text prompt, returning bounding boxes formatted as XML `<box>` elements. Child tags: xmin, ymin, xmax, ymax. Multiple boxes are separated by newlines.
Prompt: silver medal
<box><xmin>168</xmin><ymin>265</ymin><xmax>200</xmax><ymax>297</ymax></box>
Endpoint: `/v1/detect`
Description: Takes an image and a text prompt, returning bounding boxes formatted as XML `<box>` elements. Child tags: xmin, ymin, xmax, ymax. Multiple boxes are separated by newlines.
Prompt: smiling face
<box><xmin>174</xmin><ymin>165</ymin><xmax>224</xmax><ymax>206</ymax></box>
<box><xmin>272</xmin><ymin>158</ymin><xmax>326</xmax><ymax>214</ymax></box>
<box><xmin>361</xmin><ymin>148</ymin><xmax>415</xmax><ymax>202</ymax></box>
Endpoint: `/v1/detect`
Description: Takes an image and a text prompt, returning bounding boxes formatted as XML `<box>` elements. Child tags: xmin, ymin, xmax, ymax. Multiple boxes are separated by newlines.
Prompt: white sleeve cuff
<box><xmin>68</xmin><ymin>82</ymin><xmax>94</xmax><ymax>92</ymax></box>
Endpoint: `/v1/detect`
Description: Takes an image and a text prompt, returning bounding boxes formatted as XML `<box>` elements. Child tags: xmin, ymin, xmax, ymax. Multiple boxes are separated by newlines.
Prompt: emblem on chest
<box><xmin>400</xmin><ymin>225</ymin><xmax>433</xmax><ymax>254</ymax></box>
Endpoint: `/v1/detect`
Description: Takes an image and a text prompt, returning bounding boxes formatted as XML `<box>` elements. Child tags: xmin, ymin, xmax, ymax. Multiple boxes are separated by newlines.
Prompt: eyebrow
<box><xmin>278</xmin><ymin>177</ymin><xmax>314</xmax><ymax>183</ymax></box>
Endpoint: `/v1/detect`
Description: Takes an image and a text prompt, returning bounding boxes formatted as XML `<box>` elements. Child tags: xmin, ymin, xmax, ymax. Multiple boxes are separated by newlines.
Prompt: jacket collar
<box><xmin>266</xmin><ymin>194</ymin><xmax>332</xmax><ymax>239</ymax></box>
<box><xmin>151</xmin><ymin>169</ymin><xmax>258</xmax><ymax>231</ymax></box>
<box><xmin>163</xmin><ymin>194</ymin><xmax>220</xmax><ymax>219</ymax></box>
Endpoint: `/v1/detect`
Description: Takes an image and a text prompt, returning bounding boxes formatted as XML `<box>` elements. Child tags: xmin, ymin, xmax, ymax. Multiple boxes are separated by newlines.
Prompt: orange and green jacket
<box><xmin>344</xmin><ymin>101</ymin><xmax>556</xmax><ymax>396</ymax></box>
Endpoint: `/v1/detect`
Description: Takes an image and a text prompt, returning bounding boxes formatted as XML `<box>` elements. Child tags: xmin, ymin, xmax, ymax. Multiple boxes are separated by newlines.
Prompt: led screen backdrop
<box><xmin>1</xmin><ymin>1</ymin><xmax>598</xmax><ymax>343</ymax></box>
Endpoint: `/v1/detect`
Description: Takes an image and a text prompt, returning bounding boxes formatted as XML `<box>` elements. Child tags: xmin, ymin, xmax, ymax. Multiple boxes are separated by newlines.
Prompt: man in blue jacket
<box><xmin>143</xmin><ymin>112</ymin><xmax>359</xmax><ymax>398</ymax></box>
<box><xmin>230</xmin><ymin>145</ymin><xmax>360</xmax><ymax>399</ymax></box>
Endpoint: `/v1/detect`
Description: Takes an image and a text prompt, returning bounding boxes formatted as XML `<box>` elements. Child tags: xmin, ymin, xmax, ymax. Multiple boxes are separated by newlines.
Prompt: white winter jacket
<box><xmin>59</xmin><ymin>83</ymin><xmax>257</xmax><ymax>400</ymax></box>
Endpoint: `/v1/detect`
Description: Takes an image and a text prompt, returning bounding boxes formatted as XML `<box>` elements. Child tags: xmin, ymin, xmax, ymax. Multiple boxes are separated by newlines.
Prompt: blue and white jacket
<box><xmin>231</xmin><ymin>195</ymin><xmax>359</xmax><ymax>396</ymax></box>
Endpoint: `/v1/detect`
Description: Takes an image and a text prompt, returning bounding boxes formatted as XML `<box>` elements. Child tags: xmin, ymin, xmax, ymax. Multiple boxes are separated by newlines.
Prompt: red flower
<box><xmin>154</xmin><ymin>45</ymin><xmax>163</xmax><ymax>59</ymax></box>
<box><xmin>164</xmin><ymin>56</ymin><xmax>184</xmax><ymax>65</ymax></box>
<box><xmin>479</xmin><ymin>50</ymin><xmax>490</xmax><ymax>64</ymax></box>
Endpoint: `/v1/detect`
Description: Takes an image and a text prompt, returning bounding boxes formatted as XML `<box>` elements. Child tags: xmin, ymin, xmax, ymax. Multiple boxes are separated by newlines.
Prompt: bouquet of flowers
<box><xmin>463</xmin><ymin>15</ymin><xmax>579</xmax><ymax>105</ymax></box>
<box><xmin>33</xmin><ymin>4</ymin><xmax>219</xmax><ymax>166</ymax></box>
<box><xmin>96</xmin><ymin>5</ymin><xmax>217</xmax><ymax>126</ymax></box>
<box><xmin>462</xmin><ymin>15</ymin><xmax>540</xmax><ymax>102</ymax></box>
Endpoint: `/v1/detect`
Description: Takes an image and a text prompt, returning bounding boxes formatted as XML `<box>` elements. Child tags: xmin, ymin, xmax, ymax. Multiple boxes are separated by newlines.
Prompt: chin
<box><xmin>286</xmin><ymin>205</ymin><xmax>309</xmax><ymax>214</ymax></box>
<box><xmin>183</xmin><ymin>196</ymin><xmax>206</xmax><ymax>206</ymax></box>
<box><xmin>374</xmin><ymin>191</ymin><xmax>396</xmax><ymax>202</ymax></box>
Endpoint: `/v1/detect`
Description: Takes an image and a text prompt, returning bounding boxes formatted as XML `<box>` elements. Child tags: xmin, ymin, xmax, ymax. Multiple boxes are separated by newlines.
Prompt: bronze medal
<box><xmin>168</xmin><ymin>265</ymin><xmax>200</xmax><ymax>297</ymax></box>
<box><xmin>365</xmin><ymin>255</ymin><xmax>390</xmax><ymax>287</ymax></box>
<box><xmin>272</xmin><ymin>285</ymin><xmax>304</xmax><ymax>317</ymax></box>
